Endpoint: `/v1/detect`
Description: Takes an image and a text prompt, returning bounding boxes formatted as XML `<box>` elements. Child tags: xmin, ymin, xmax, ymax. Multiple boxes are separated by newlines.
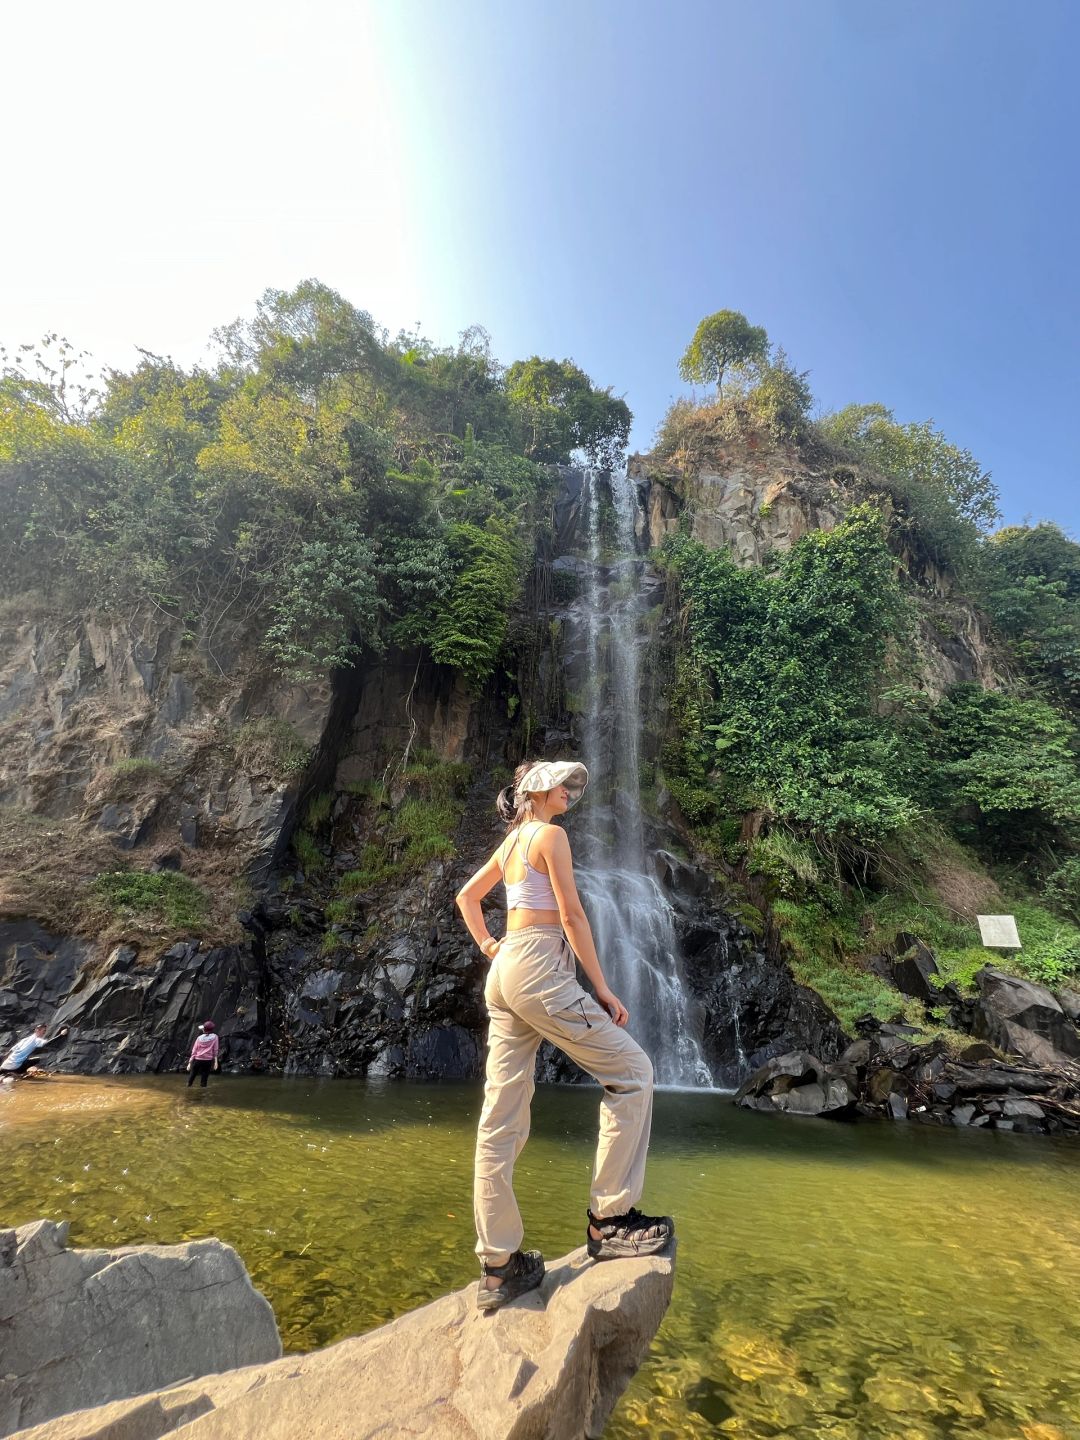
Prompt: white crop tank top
<box><xmin>503</xmin><ymin>823</ymin><xmax>558</xmax><ymax>910</ymax></box>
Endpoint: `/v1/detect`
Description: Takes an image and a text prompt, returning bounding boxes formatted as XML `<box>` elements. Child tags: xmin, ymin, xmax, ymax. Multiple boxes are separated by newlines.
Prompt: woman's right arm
<box><xmin>545</xmin><ymin>829</ymin><xmax>629</xmax><ymax>1026</ymax></box>
<box><xmin>455</xmin><ymin>852</ymin><xmax>505</xmax><ymax>959</ymax></box>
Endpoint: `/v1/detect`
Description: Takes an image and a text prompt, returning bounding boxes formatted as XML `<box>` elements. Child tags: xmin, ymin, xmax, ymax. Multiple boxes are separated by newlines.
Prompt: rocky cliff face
<box><xmin>2</xmin><ymin>451</ymin><xmax>992</xmax><ymax>1084</ymax></box>
<box><xmin>0</xmin><ymin>607</ymin><xmax>332</xmax><ymax>846</ymax></box>
<box><xmin>630</xmin><ymin>440</ymin><xmax>1005</xmax><ymax>701</ymax></box>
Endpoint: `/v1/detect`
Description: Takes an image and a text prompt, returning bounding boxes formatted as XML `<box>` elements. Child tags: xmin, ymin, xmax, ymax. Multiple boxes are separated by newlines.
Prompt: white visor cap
<box><xmin>515</xmin><ymin>761</ymin><xmax>589</xmax><ymax>808</ymax></box>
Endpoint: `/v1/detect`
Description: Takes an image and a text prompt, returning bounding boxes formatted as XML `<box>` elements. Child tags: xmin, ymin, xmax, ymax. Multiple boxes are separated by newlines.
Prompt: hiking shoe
<box><xmin>476</xmin><ymin>1249</ymin><xmax>545</xmax><ymax>1312</ymax></box>
<box><xmin>586</xmin><ymin>1207</ymin><xmax>674</xmax><ymax>1260</ymax></box>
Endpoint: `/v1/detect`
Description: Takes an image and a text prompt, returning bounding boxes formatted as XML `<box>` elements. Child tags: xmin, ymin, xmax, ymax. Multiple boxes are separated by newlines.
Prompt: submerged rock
<box><xmin>0</xmin><ymin>1220</ymin><xmax>281</xmax><ymax>1437</ymax></box>
<box><xmin>11</xmin><ymin>1243</ymin><xmax>676</xmax><ymax>1440</ymax></box>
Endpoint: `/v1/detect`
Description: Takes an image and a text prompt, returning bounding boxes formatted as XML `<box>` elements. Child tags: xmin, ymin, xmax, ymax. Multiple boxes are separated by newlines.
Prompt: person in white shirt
<box><xmin>1</xmin><ymin>1023</ymin><xmax>70</xmax><ymax>1078</ymax></box>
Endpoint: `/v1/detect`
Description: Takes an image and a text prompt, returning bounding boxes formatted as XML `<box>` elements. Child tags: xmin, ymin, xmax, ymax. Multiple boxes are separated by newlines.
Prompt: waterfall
<box><xmin>566</xmin><ymin>470</ymin><xmax>714</xmax><ymax>1088</ymax></box>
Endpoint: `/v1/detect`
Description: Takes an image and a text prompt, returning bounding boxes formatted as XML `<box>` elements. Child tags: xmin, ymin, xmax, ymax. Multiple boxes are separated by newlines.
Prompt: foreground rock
<box><xmin>0</xmin><ymin>1221</ymin><xmax>281</xmax><ymax>1438</ymax></box>
<box><xmin>736</xmin><ymin>1027</ymin><xmax>1080</xmax><ymax>1136</ymax></box>
<box><xmin>12</xmin><ymin>1243</ymin><xmax>675</xmax><ymax>1440</ymax></box>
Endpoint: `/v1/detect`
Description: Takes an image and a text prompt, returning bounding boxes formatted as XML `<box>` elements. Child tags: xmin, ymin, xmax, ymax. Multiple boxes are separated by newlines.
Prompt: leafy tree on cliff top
<box><xmin>504</xmin><ymin>356</ymin><xmax>631</xmax><ymax>469</ymax></box>
<box><xmin>678</xmin><ymin>309</ymin><xmax>769</xmax><ymax>394</ymax></box>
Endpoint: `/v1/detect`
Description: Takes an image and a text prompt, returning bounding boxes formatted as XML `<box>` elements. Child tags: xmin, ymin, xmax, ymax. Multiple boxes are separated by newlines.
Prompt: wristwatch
<box><xmin>481</xmin><ymin>936</ymin><xmax>499</xmax><ymax>957</ymax></box>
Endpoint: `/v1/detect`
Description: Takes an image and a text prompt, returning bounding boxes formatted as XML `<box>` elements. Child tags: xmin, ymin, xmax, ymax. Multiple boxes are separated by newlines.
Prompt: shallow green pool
<box><xmin>3</xmin><ymin>1076</ymin><xmax>1079</xmax><ymax>1439</ymax></box>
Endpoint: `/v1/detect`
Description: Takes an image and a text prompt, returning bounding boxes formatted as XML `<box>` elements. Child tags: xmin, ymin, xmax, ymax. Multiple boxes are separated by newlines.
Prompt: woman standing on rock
<box><xmin>455</xmin><ymin>759</ymin><xmax>673</xmax><ymax>1312</ymax></box>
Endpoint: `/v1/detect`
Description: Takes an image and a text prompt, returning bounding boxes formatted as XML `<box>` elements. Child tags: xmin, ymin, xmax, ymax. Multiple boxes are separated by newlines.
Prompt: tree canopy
<box><xmin>678</xmin><ymin>309</ymin><xmax>769</xmax><ymax>393</ymax></box>
<box><xmin>504</xmin><ymin>356</ymin><xmax>631</xmax><ymax>469</ymax></box>
<box><xmin>821</xmin><ymin>402</ymin><xmax>1000</xmax><ymax>532</ymax></box>
<box><xmin>0</xmin><ymin>281</ymin><xmax>632</xmax><ymax>686</ymax></box>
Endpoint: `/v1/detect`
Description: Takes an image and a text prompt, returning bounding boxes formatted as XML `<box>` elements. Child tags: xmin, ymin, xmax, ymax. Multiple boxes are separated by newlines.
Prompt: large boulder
<box><xmin>734</xmin><ymin>1050</ymin><xmax>856</xmax><ymax>1117</ymax></box>
<box><xmin>971</xmin><ymin>967</ymin><xmax>1080</xmax><ymax>1068</ymax></box>
<box><xmin>0</xmin><ymin>1220</ymin><xmax>281</xmax><ymax>1437</ymax></box>
<box><xmin>10</xmin><ymin>1244</ymin><xmax>676</xmax><ymax>1440</ymax></box>
<box><xmin>866</xmin><ymin>935</ymin><xmax>943</xmax><ymax>1006</ymax></box>
<box><xmin>678</xmin><ymin>926</ymin><xmax>848</xmax><ymax>1088</ymax></box>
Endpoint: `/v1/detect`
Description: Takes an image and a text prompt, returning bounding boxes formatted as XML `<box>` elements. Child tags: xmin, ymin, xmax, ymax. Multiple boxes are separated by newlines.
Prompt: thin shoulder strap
<box><xmin>500</xmin><ymin>829</ymin><xmax>521</xmax><ymax>870</ymax></box>
<box><xmin>522</xmin><ymin>821</ymin><xmax>548</xmax><ymax>869</ymax></box>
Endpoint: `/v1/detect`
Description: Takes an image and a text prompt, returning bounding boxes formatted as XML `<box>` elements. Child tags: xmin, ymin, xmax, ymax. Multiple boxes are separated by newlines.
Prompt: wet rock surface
<box><xmin>0</xmin><ymin>1220</ymin><xmax>281</xmax><ymax>1438</ymax></box>
<box><xmin>11</xmin><ymin>1243</ymin><xmax>676</xmax><ymax>1440</ymax></box>
<box><xmin>677</xmin><ymin>918</ymin><xmax>847</xmax><ymax>1088</ymax></box>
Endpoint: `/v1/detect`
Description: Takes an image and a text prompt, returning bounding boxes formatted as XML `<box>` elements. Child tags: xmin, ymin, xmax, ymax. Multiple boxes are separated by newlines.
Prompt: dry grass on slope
<box><xmin>0</xmin><ymin>805</ymin><xmax>243</xmax><ymax>961</ymax></box>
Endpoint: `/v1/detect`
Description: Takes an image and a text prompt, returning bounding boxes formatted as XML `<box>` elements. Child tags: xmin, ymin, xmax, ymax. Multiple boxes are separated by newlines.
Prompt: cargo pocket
<box><xmin>545</xmin><ymin>996</ymin><xmax>605</xmax><ymax>1042</ymax></box>
<box><xmin>539</xmin><ymin>981</ymin><xmax>589</xmax><ymax>1018</ymax></box>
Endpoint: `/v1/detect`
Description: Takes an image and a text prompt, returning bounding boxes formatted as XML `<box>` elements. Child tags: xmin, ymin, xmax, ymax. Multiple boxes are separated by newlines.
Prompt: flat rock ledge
<box><xmin>10</xmin><ymin>1242</ymin><xmax>676</xmax><ymax>1440</ymax></box>
<box><xmin>0</xmin><ymin>1221</ymin><xmax>282</xmax><ymax>1439</ymax></box>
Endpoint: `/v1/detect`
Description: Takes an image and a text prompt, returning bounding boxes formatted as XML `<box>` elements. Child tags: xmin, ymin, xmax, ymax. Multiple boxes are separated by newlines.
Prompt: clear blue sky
<box><xmin>3</xmin><ymin>0</ymin><xmax>1078</xmax><ymax>529</ymax></box>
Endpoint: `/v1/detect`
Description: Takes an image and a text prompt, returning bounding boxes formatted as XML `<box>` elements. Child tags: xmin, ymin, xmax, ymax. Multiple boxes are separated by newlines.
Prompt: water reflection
<box><xmin>2</xmin><ymin>1077</ymin><xmax>1079</xmax><ymax>1438</ymax></box>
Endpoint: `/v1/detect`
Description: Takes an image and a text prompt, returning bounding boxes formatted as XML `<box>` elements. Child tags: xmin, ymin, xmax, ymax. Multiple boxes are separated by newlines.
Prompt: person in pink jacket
<box><xmin>186</xmin><ymin>1020</ymin><xmax>219</xmax><ymax>1087</ymax></box>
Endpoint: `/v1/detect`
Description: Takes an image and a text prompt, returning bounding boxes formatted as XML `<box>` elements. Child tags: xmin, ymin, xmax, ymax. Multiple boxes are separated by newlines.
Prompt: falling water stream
<box><xmin>569</xmin><ymin>470</ymin><xmax>713</xmax><ymax>1087</ymax></box>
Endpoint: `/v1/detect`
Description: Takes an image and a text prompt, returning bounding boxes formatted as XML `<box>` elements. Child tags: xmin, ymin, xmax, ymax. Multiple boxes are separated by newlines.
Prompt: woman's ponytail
<box><xmin>496</xmin><ymin>761</ymin><xmax>543</xmax><ymax>831</ymax></box>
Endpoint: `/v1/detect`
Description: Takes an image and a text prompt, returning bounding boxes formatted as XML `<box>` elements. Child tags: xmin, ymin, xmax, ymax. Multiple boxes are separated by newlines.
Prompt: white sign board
<box><xmin>976</xmin><ymin>914</ymin><xmax>1021</xmax><ymax>949</ymax></box>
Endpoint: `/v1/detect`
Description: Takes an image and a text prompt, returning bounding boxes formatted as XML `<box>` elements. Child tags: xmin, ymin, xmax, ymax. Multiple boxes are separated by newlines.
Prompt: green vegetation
<box><xmin>504</xmin><ymin>356</ymin><xmax>630</xmax><ymax>468</ymax></box>
<box><xmin>656</xmin><ymin>314</ymin><xmax>1080</xmax><ymax>1024</ymax></box>
<box><xmin>666</xmin><ymin>309</ymin><xmax>814</xmax><ymax>449</ymax></box>
<box><xmin>304</xmin><ymin>791</ymin><xmax>333</xmax><ymax>828</ymax></box>
<box><xmin>977</xmin><ymin>521</ymin><xmax>1080</xmax><ymax>714</ymax></box>
<box><xmin>428</xmin><ymin>525</ymin><xmax>520</xmax><ymax>685</ymax></box>
<box><xmin>293</xmin><ymin>829</ymin><xmax>326</xmax><ymax>875</ymax></box>
<box><xmin>1</xmin><ymin>281</ymin><xmax>630</xmax><ymax>688</ymax></box>
<box><xmin>927</xmin><ymin>684</ymin><xmax>1080</xmax><ymax>856</ymax></box>
<box><xmin>772</xmin><ymin>899</ymin><xmax>925</xmax><ymax>1031</ymax></box>
<box><xmin>820</xmin><ymin>402</ymin><xmax>999</xmax><ymax>531</ymax></box>
<box><xmin>399</xmin><ymin>750</ymin><xmax>471</xmax><ymax>795</ymax></box>
<box><xmin>231</xmin><ymin>718</ymin><xmax>312</xmax><ymax>779</ymax></box>
<box><xmin>325</xmin><ymin>751</ymin><xmax>470</xmax><ymax>902</ymax></box>
<box><xmin>819</xmin><ymin>402</ymin><xmax>999</xmax><ymax>574</ymax></box>
<box><xmin>665</xmin><ymin>505</ymin><xmax>917</xmax><ymax>848</ymax></box>
<box><xmin>663</xmin><ymin>494</ymin><xmax>1080</xmax><ymax>1021</ymax></box>
<box><xmin>112</xmin><ymin>758</ymin><xmax>165</xmax><ymax>780</ymax></box>
<box><xmin>91</xmin><ymin>870</ymin><xmax>209</xmax><ymax>931</ymax></box>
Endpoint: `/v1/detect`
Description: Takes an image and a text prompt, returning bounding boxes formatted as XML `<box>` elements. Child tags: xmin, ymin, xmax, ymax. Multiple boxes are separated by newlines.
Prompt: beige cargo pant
<box><xmin>474</xmin><ymin>924</ymin><xmax>654</xmax><ymax>1264</ymax></box>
